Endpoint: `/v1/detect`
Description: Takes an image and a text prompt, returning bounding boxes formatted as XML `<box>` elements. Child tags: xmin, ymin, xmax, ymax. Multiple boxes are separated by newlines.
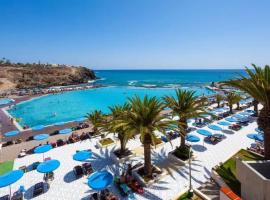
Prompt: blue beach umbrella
<box><xmin>73</xmin><ymin>150</ymin><xmax>92</xmax><ymax>161</ymax></box>
<box><xmin>54</xmin><ymin>122</ymin><xmax>66</xmax><ymax>126</ymax></box>
<box><xmin>225</xmin><ymin>117</ymin><xmax>238</xmax><ymax>123</ymax></box>
<box><xmin>37</xmin><ymin>159</ymin><xmax>60</xmax><ymax>173</ymax></box>
<box><xmin>256</xmin><ymin>134</ymin><xmax>264</xmax><ymax>142</ymax></box>
<box><xmin>247</xmin><ymin>134</ymin><xmax>258</xmax><ymax>140</ymax></box>
<box><xmin>33</xmin><ymin>134</ymin><xmax>49</xmax><ymax>141</ymax></box>
<box><xmin>247</xmin><ymin>133</ymin><xmax>264</xmax><ymax>142</ymax></box>
<box><xmin>59</xmin><ymin>128</ymin><xmax>72</xmax><ymax>135</ymax></box>
<box><xmin>255</xmin><ymin>128</ymin><xmax>264</xmax><ymax>134</ymax></box>
<box><xmin>74</xmin><ymin>117</ymin><xmax>87</xmax><ymax>123</ymax></box>
<box><xmin>208</xmin><ymin>125</ymin><xmax>222</xmax><ymax>131</ymax></box>
<box><xmin>4</xmin><ymin>130</ymin><xmax>19</xmax><ymax>137</ymax></box>
<box><xmin>88</xmin><ymin>170</ymin><xmax>113</xmax><ymax>190</ymax></box>
<box><xmin>197</xmin><ymin>129</ymin><xmax>212</xmax><ymax>137</ymax></box>
<box><xmin>31</xmin><ymin>125</ymin><xmax>45</xmax><ymax>131</ymax></box>
<box><xmin>0</xmin><ymin>170</ymin><xmax>24</xmax><ymax>197</ymax></box>
<box><xmin>246</xmin><ymin>110</ymin><xmax>255</xmax><ymax>114</ymax></box>
<box><xmin>34</xmin><ymin>144</ymin><xmax>52</xmax><ymax>160</ymax></box>
<box><xmin>234</xmin><ymin>114</ymin><xmax>245</xmax><ymax>119</ymax></box>
<box><xmin>239</xmin><ymin>112</ymin><xmax>251</xmax><ymax>116</ymax></box>
<box><xmin>186</xmin><ymin>134</ymin><xmax>200</xmax><ymax>143</ymax></box>
<box><xmin>218</xmin><ymin>121</ymin><xmax>231</xmax><ymax>126</ymax></box>
<box><xmin>34</xmin><ymin>144</ymin><xmax>52</xmax><ymax>154</ymax></box>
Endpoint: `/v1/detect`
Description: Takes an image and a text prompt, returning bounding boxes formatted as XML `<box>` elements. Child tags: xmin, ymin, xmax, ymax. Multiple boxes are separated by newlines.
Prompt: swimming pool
<box><xmin>8</xmin><ymin>86</ymin><xmax>214</xmax><ymax>127</ymax></box>
<box><xmin>0</xmin><ymin>98</ymin><xmax>14</xmax><ymax>105</ymax></box>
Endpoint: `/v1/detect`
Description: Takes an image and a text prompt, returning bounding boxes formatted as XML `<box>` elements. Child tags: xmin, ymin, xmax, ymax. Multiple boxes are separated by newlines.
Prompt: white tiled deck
<box><xmin>0</xmin><ymin>115</ymin><xmax>258</xmax><ymax>200</ymax></box>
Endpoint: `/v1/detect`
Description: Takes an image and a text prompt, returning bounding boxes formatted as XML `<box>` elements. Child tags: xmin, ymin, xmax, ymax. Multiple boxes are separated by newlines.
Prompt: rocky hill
<box><xmin>0</xmin><ymin>61</ymin><xmax>96</xmax><ymax>91</ymax></box>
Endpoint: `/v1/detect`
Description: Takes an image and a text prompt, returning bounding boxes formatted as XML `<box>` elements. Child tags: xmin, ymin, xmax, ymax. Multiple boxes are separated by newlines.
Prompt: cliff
<box><xmin>0</xmin><ymin>62</ymin><xmax>96</xmax><ymax>90</ymax></box>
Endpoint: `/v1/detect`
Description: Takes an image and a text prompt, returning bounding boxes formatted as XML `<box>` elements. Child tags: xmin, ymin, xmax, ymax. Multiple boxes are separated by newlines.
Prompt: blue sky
<box><xmin>0</xmin><ymin>0</ymin><xmax>269</xmax><ymax>69</ymax></box>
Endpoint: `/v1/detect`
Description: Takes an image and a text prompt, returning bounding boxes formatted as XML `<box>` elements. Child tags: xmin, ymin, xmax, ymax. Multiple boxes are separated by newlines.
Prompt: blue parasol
<box><xmin>4</xmin><ymin>130</ymin><xmax>19</xmax><ymax>137</ymax></box>
<box><xmin>37</xmin><ymin>159</ymin><xmax>60</xmax><ymax>173</ymax></box>
<box><xmin>59</xmin><ymin>128</ymin><xmax>72</xmax><ymax>135</ymax></box>
<box><xmin>246</xmin><ymin>110</ymin><xmax>255</xmax><ymax>113</ymax></box>
<box><xmin>88</xmin><ymin>171</ymin><xmax>113</xmax><ymax>190</ymax></box>
<box><xmin>31</xmin><ymin>125</ymin><xmax>45</xmax><ymax>131</ymax></box>
<box><xmin>218</xmin><ymin>121</ymin><xmax>231</xmax><ymax>126</ymax></box>
<box><xmin>0</xmin><ymin>170</ymin><xmax>24</xmax><ymax>197</ymax></box>
<box><xmin>234</xmin><ymin>114</ymin><xmax>245</xmax><ymax>119</ymax></box>
<box><xmin>54</xmin><ymin>122</ymin><xmax>66</xmax><ymax>126</ymax></box>
<box><xmin>255</xmin><ymin>128</ymin><xmax>264</xmax><ymax>134</ymax></box>
<box><xmin>33</xmin><ymin>134</ymin><xmax>49</xmax><ymax>141</ymax></box>
<box><xmin>208</xmin><ymin>125</ymin><xmax>222</xmax><ymax>131</ymax></box>
<box><xmin>0</xmin><ymin>170</ymin><xmax>24</xmax><ymax>188</ymax></box>
<box><xmin>186</xmin><ymin>134</ymin><xmax>200</xmax><ymax>142</ymax></box>
<box><xmin>225</xmin><ymin>117</ymin><xmax>238</xmax><ymax>123</ymax></box>
<box><xmin>247</xmin><ymin>133</ymin><xmax>263</xmax><ymax>141</ymax></box>
<box><xmin>34</xmin><ymin>144</ymin><xmax>52</xmax><ymax>154</ymax></box>
<box><xmin>197</xmin><ymin>129</ymin><xmax>212</xmax><ymax>137</ymax></box>
<box><xmin>239</xmin><ymin>111</ymin><xmax>251</xmax><ymax>116</ymax></box>
<box><xmin>73</xmin><ymin>150</ymin><xmax>92</xmax><ymax>161</ymax></box>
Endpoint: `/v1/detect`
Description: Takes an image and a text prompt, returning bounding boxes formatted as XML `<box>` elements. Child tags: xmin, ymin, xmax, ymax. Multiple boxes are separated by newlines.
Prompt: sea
<box><xmin>8</xmin><ymin>69</ymin><xmax>245</xmax><ymax>127</ymax></box>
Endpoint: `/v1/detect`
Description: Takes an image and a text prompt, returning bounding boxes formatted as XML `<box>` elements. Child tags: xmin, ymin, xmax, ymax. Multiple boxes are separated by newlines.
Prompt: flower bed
<box><xmin>168</xmin><ymin>146</ymin><xmax>193</xmax><ymax>165</ymax></box>
<box><xmin>132</xmin><ymin>165</ymin><xmax>165</xmax><ymax>187</ymax></box>
<box><xmin>97</xmin><ymin>137</ymin><xmax>115</xmax><ymax>148</ymax></box>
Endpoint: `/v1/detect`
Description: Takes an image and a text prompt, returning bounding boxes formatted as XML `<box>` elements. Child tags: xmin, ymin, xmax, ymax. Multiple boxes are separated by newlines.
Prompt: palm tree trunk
<box><xmin>237</xmin><ymin>102</ymin><xmax>240</xmax><ymax>110</ymax></box>
<box><xmin>144</xmin><ymin>142</ymin><xmax>152</xmax><ymax>177</ymax></box>
<box><xmin>253</xmin><ymin>100</ymin><xmax>259</xmax><ymax>117</ymax></box>
<box><xmin>179</xmin><ymin>120</ymin><xmax>187</xmax><ymax>148</ymax></box>
<box><xmin>257</xmin><ymin>107</ymin><xmax>270</xmax><ymax>160</ymax></box>
<box><xmin>229</xmin><ymin>105</ymin><xmax>233</xmax><ymax>114</ymax></box>
<box><xmin>120</xmin><ymin>140</ymin><xmax>126</xmax><ymax>154</ymax></box>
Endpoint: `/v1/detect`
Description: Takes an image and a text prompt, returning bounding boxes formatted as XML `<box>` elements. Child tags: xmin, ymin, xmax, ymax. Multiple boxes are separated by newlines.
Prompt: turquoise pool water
<box><xmin>0</xmin><ymin>98</ymin><xmax>14</xmax><ymax>105</ymax></box>
<box><xmin>8</xmin><ymin>86</ymin><xmax>214</xmax><ymax>127</ymax></box>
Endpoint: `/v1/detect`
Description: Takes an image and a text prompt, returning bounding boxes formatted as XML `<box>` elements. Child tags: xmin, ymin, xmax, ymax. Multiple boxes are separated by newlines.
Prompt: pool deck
<box><xmin>0</xmin><ymin>108</ymin><xmax>259</xmax><ymax>200</ymax></box>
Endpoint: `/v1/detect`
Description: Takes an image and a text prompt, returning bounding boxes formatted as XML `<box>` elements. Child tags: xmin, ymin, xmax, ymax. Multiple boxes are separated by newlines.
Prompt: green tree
<box><xmin>120</xmin><ymin>96</ymin><xmax>173</xmax><ymax>177</ymax></box>
<box><xmin>106</xmin><ymin>104</ymin><xmax>133</xmax><ymax>155</ymax></box>
<box><xmin>225</xmin><ymin>92</ymin><xmax>239</xmax><ymax>114</ymax></box>
<box><xmin>224</xmin><ymin>64</ymin><xmax>270</xmax><ymax>159</ymax></box>
<box><xmin>215</xmin><ymin>94</ymin><xmax>224</xmax><ymax>108</ymax></box>
<box><xmin>86</xmin><ymin>110</ymin><xmax>104</xmax><ymax>135</ymax></box>
<box><xmin>163</xmin><ymin>89</ymin><xmax>209</xmax><ymax>149</ymax></box>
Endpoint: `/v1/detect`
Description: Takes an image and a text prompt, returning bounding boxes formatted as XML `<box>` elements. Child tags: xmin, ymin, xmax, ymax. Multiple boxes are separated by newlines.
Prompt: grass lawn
<box><xmin>216</xmin><ymin>149</ymin><xmax>263</xmax><ymax>195</ymax></box>
<box><xmin>0</xmin><ymin>160</ymin><xmax>14</xmax><ymax>175</ymax></box>
<box><xmin>177</xmin><ymin>192</ymin><xmax>202</xmax><ymax>200</ymax></box>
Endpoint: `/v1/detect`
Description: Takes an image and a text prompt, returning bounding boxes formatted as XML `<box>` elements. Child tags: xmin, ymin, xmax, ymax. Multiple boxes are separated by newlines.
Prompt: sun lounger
<box><xmin>82</xmin><ymin>163</ymin><xmax>93</xmax><ymax>175</ymax></box>
<box><xmin>11</xmin><ymin>191</ymin><xmax>23</xmax><ymax>200</ymax></box>
<box><xmin>0</xmin><ymin>195</ymin><xmax>9</xmax><ymax>200</ymax></box>
<box><xmin>73</xmin><ymin>165</ymin><xmax>84</xmax><ymax>178</ymax></box>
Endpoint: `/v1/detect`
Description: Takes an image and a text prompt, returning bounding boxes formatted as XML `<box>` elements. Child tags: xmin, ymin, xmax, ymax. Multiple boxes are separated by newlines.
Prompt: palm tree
<box><xmin>200</xmin><ymin>96</ymin><xmax>208</xmax><ymax>107</ymax></box>
<box><xmin>120</xmin><ymin>96</ymin><xmax>173</xmax><ymax>177</ymax></box>
<box><xmin>235</xmin><ymin>94</ymin><xmax>242</xmax><ymax>110</ymax></box>
<box><xmin>215</xmin><ymin>94</ymin><xmax>224</xmax><ymax>108</ymax></box>
<box><xmin>106</xmin><ymin>104</ymin><xmax>133</xmax><ymax>156</ymax></box>
<box><xmin>163</xmin><ymin>89</ymin><xmax>209</xmax><ymax>149</ymax></box>
<box><xmin>225</xmin><ymin>92</ymin><xmax>239</xmax><ymax>114</ymax></box>
<box><xmin>86</xmin><ymin>110</ymin><xmax>104</xmax><ymax>135</ymax></box>
<box><xmin>224</xmin><ymin>64</ymin><xmax>270</xmax><ymax>159</ymax></box>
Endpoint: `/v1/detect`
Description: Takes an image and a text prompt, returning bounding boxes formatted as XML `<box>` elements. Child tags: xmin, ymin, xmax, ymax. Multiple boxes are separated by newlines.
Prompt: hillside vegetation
<box><xmin>0</xmin><ymin>59</ymin><xmax>96</xmax><ymax>91</ymax></box>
